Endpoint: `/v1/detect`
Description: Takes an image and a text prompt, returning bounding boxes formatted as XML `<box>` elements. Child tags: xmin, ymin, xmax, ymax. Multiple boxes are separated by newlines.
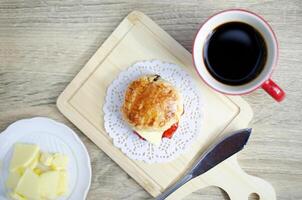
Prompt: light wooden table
<box><xmin>0</xmin><ymin>1</ymin><xmax>301</xmax><ymax>199</ymax></box>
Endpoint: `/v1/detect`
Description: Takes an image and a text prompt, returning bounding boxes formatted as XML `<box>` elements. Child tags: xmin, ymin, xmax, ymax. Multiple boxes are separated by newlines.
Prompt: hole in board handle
<box><xmin>249</xmin><ymin>193</ymin><xmax>260</xmax><ymax>200</ymax></box>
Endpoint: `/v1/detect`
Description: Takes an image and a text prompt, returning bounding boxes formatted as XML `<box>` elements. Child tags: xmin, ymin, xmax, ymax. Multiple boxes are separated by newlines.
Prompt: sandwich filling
<box><xmin>121</xmin><ymin>74</ymin><xmax>183</xmax><ymax>146</ymax></box>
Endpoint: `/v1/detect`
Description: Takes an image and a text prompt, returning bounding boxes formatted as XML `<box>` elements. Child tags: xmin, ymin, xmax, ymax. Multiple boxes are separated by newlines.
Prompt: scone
<box><xmin>121</xmin><ymin>74</ymin><xmax>183</xmax><ymax>145</ymax></box>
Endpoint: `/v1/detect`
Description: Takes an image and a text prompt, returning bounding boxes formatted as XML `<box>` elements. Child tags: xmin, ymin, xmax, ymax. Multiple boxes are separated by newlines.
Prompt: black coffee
<box><xmin>203</xmin><ymin>22</ymin><xmax>267</xmax><ymax>85</ymax></box>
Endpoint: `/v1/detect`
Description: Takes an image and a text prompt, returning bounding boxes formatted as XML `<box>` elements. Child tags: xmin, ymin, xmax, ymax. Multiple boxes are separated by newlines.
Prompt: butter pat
<box><xmin>40</xmin><ymin>152</ymin><xmax>53</xmax><ymax>166</ymax></box>
<box><xmin>9</xmin><ymin>193</ymin><xmax>26</xmax><ymax>200</ymax></box>
<box><xmin>10</xmin><ymin>144</ymin><xmax>40</xmax><ymax>172</ymax></box>
<box><xmin>28</xmin><ymin>154</ymin><xmax>39</xmax><ymax>169</ymax></box>
<box><xmin>15</xmin><ymin>169</ymin><xmax>40</xmax><ymax>200</ymax></box>
<box><xmin>33</xmin><ymin>168</ymin><xmax>42</xmax><ymax>175</ymax></box>
<box><xmin>6</xmin><ymin>171</ymin><xmax>21</xmax><ymax>189</ymax></box>
<box><xmin>6</xmin><ymin>143</ymin><xmax>69</xmax><ymax>200</ymax></box>
<box><xmin>51</xmin><ymin>154</ymin><xmax>68</xmax><ymax>170</ymax></box>
<box><xmin>40</xmin><ymin>171</ymin><xmax>60</xmax><ymax>199</ymax></box>
<box><xmin>34</xmin><ymin>163</ymin><xmax>50</xmax><ymax>174</ymax></box>
<box><xmin>57</xmin><ymin>170</ymin><xmax>68</xmax><ymax>195</ymax></box>
<box><xmin>135</xmin><ymin>129</ymin><xmax>163</xmax><ymax>146</ymax></box>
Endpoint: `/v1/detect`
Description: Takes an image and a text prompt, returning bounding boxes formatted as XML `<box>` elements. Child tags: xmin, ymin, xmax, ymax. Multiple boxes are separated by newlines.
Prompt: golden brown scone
<box><xmin>121</xmin><ymin>75</ymin><xmax>183</xmax><ymax>132</ymax></box>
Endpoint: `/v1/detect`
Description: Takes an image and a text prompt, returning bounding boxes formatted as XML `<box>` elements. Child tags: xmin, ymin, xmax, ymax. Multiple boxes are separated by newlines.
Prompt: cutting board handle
<box><xmin>166</xmin><ymin>155</ymin><xmax>276</xmax><ymax>200</ymax></box>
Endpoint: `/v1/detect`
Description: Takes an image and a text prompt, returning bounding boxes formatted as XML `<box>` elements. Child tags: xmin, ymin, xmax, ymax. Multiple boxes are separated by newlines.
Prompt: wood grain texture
<box><xmin>56</xmin><ymin>10</ymin><xmax>267</xmax><ymax>199</ymax></box>
<box><xmin>0</xmin><ymin>0</ymin><xmax>301</xmax><ymax>199</ymax></box>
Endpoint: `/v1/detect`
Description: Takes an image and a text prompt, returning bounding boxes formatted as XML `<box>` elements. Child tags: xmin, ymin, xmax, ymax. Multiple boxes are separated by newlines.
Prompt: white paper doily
<box><xmin>103</xmin><ymin>60</ymin><xmax>203</xmax><ymax>163</ymax></box>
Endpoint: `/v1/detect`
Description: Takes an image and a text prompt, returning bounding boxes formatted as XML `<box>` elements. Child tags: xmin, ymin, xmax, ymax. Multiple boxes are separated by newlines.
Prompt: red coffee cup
<box><xmin>193</xmin><ymin>9</ymin><xmax>285</xmax><ymax>102</ymax></box>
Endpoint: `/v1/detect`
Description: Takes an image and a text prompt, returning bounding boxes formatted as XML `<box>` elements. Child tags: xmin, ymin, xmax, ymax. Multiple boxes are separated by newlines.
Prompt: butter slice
<box><xmin>28</xmin><ymin>154</ymin><xmax>39</xmax><ymax>170</ymax></box>
<box><xmin>40</xmin><ymin>152</ymin><xmax>53</xmax><ymax>166</ymax></box>
<box><xmin>9</xmin><ymin>193</ymin><xmax>26</xmax><ymax>200</ymax></box>
<box><xmin>33</xmin><ymin>168</ymin><xmax>42</xmax><ymax>175</ymax></box>
<box><xmin>51</xmin><ymin>154</ymin><xmax>68</xmax><ymax>170</ymax></box>
<box><xmin>15</xmin><ymin>169</ymin><xmax>40</xmax><ymax>200</ymax></box>
<box><xmin>40</xmin><ymin>171</ymin><xmax>60</xmax><ymax>199</ymax></box>
<box><xmin>10</xmin><ymin>144</ymin><xmax>40</xmax><ymax>172</ymax></box>
<box><xmin>135</xmin><ymin>129</ymin><xmax>163</xmax><ymax>146</ymax></box>
<box><xmin>57</xmin><ymin>170</ymin><xmax>68</xmax><ymax>195</ymax></box>
<box><xmin>34</xmin><ymin>163</ymin><xmax>50</xmax><ymax>174</ymax></box>
<box><xmin>6</xmin><ymin>171</ymin><xmax>21</xmax><ymax>189</ymax></box>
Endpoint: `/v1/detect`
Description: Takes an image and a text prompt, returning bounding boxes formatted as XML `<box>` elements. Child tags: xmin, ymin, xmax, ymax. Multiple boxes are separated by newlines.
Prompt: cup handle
<box><xmin>261</xmin><ymin>79</ymin><xmax>285</xmax><ymax>102</ymax></box>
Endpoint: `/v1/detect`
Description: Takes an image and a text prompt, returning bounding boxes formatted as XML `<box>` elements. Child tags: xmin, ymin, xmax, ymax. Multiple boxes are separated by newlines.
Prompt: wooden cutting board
<box><xmin>57</xmin><ymin>11</ymin><xmax>276</xmax><ymax>200</ymax></box>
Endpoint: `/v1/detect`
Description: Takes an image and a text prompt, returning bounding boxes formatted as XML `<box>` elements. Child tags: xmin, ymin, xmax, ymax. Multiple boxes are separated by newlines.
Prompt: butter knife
<box><xmin>156</xmin><ymin>128</ymin><xmax>252</xmax><ymax>200</ymax></box>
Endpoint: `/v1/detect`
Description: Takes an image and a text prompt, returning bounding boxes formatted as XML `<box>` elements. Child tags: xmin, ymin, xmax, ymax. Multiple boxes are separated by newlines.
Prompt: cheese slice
<box><xmin>135</xmin><ymin>129</ymin><xmax>163</xmax><ymax>146</ymax></box>
<box><xmin>10</xmin><ymin>144</ymin><xmax>40</xmax><ymax>172</ymax></box>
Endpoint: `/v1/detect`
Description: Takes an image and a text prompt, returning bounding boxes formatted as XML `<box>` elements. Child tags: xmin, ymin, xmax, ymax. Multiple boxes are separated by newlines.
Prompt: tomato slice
<box><xmin>162</xmin><ymin>123</ymin><xmax>178</xmax><ymax>139</ymax></box>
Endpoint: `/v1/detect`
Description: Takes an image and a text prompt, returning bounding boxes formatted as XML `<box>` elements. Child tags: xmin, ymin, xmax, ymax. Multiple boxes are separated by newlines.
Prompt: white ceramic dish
<box><xmin>0</xmin><ymin>117</ymin><xmax>91</xmax><ymax>200</ymax></box>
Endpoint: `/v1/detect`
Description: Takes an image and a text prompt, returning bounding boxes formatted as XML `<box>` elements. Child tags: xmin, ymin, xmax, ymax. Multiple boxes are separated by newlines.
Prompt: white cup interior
<box><xmin>193</xmin><ymin>10</ymin><xmax>278</xmax><ymax>94</ymax></box>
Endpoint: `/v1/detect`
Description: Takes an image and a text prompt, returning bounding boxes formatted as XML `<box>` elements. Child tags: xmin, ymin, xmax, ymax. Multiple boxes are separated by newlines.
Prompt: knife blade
<box><xmin>156</xmin><ymin>128</ymin><xmax>252</xmax><ymax>200</ymax></box>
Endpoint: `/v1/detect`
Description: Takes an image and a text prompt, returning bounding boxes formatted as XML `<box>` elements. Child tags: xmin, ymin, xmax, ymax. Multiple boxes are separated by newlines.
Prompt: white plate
<box><xmin>0</xmin><ymin>117</ymin><xmax>91</xmax><ymax>200</ymax></box>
